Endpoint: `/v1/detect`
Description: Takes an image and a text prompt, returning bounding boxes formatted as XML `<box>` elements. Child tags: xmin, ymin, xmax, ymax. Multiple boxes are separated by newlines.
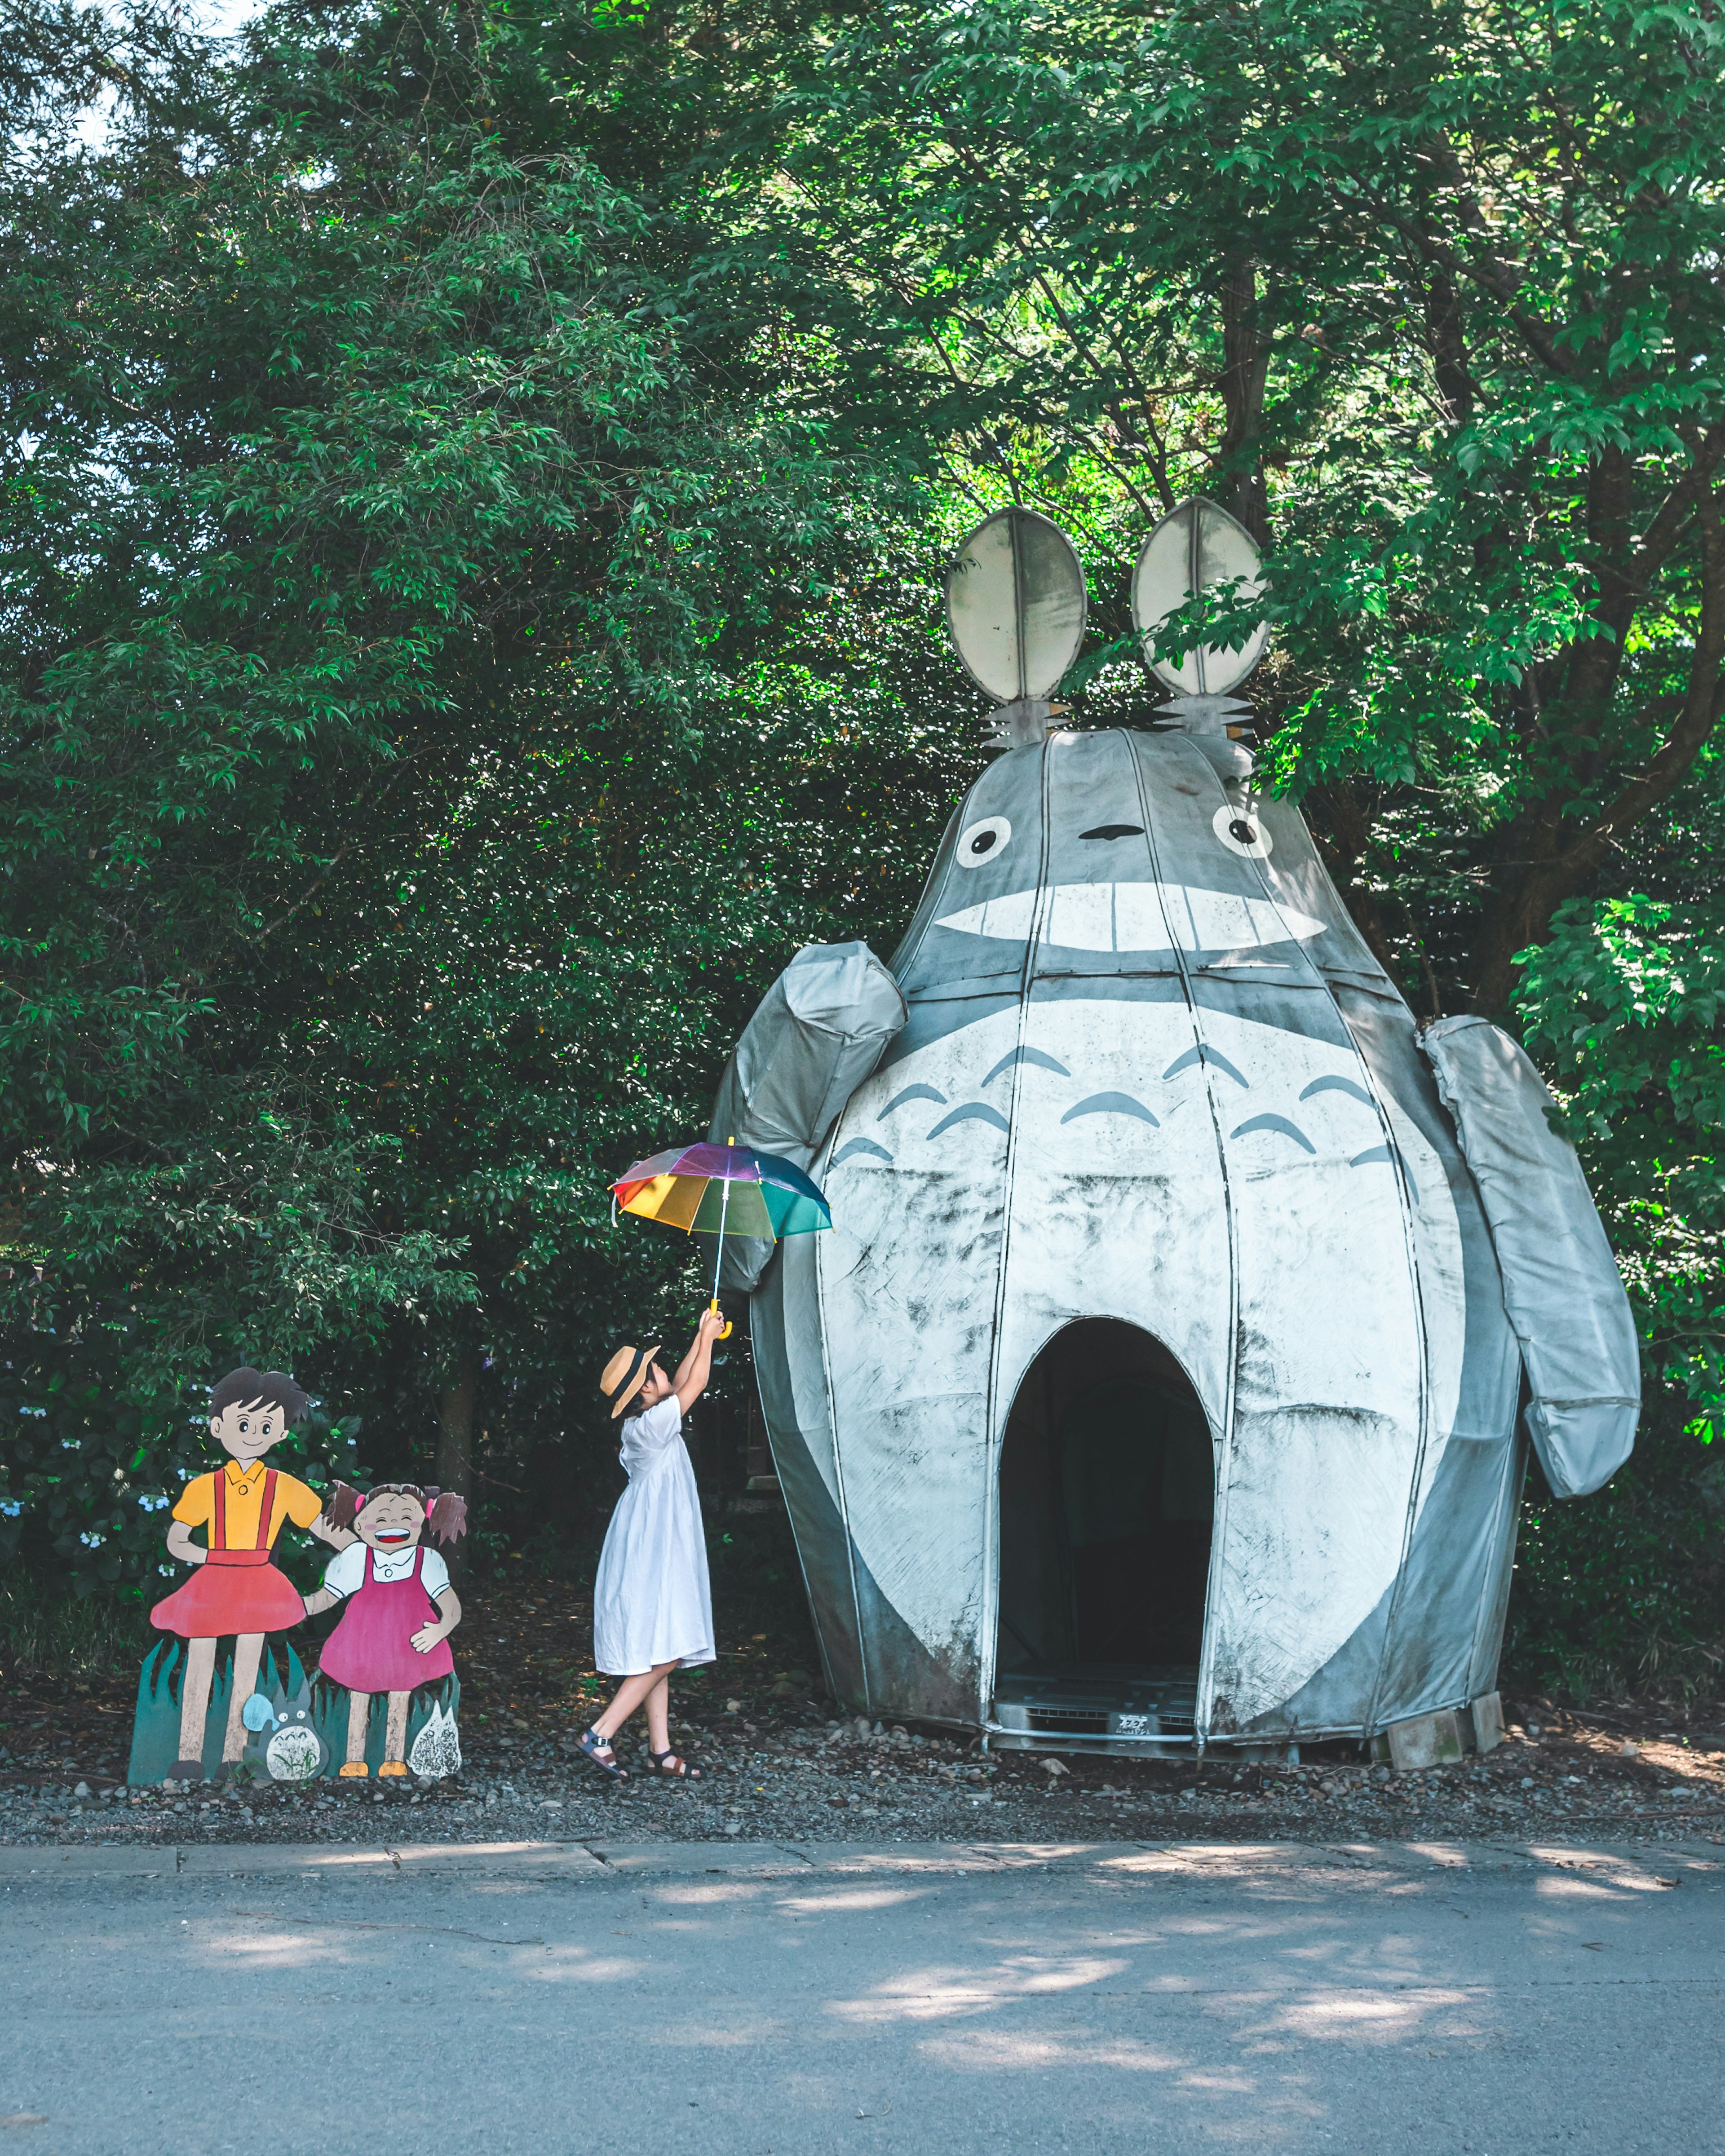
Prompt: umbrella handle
<box><xmin>711</xmin><ymin>1158</ymin><xmax>734</xmax><ymax>1338</ymax></box>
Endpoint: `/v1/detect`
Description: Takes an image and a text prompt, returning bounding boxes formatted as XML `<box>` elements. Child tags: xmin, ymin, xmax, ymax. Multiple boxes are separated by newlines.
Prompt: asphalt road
<box><xmin>3</xmin><ymin>1838</ymin><xmax>1721</xmax><ymax>2154</ymax></box>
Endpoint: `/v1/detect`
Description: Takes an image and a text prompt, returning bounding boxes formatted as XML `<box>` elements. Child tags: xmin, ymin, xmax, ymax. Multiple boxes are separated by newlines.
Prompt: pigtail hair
<box><xmin>427</xmin><ymin>1491</ymin><xmax>468</xmax><ymax>1544</ymax></box>
<box><xmin>323</xmin><ymin>1482</ymin><xmax>363</xmax><ymax>1534</ymax></box>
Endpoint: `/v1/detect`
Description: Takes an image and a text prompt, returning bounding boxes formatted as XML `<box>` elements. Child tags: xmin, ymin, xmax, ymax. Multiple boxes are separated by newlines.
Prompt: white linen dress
<box><xmin>592</xmin><ymin>1397</ymin><xmax>716</xmax><ymax>1676</ymax></box>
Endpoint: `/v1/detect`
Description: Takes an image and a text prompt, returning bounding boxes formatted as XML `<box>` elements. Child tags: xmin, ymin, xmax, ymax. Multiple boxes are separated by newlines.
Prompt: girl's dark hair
<box><xmin>322</xmin><ymin>1481</ymin><xmax>469</xmax><ymax>1544</ymax></box>
<box><xmin>210</xmin><ymin>1366</ymin><xmax>308</xmax><ymax>1423</ymax></box>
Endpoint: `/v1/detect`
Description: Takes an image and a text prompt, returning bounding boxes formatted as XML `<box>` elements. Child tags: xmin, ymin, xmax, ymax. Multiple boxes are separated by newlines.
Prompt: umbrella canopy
<box><xmin>610</xmin><ymin>1141</ymin><xmax>831</xmax><ymax>1242</ymax></box>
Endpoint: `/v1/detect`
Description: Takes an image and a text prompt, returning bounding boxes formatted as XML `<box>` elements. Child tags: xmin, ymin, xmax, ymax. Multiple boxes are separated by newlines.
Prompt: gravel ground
<box><xmin>6</xmin><ymin>1573</ymin><xmax>1723</xmax><ymax>1852</ymax></box>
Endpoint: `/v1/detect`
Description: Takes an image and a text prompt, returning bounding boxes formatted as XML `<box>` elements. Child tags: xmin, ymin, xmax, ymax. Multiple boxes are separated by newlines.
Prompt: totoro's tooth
<box><xmin>934</xmin><ymin>888</ymin><xmax>1036</xmax><ymax>940</ymax></box>
<box><xmin>936</xmin><ymin>879</ymin><xmax>1326</xmax><ymax>952</ymax></box>
<box><xmin>1044</xmin><ymin>882</ymin><xmax>1114</xmax><ymax>948</ymax></box>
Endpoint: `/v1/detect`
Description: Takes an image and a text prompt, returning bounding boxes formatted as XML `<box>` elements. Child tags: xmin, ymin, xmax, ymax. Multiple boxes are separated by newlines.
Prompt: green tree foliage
<box><xmin>557</xmin><ymin>0</ymin><xmax>1725</xmax><ymax>1528</ymax></box>
<box><xmin>0</xmin><ymin>0</ymin><xmax>971</xmax><ymax>1595</ymax></box>
<box><xmin>1500</xmin><ymin>857</ymin><xmax>1724</xmax><ymax>1695</ymax></box>
<box><xmin>681</xmin><ymin>0</ymin><xmax>1725</xmax><ymax>998</ymax></box>
<box><xmin>649</xmin><ymin>0</ymin><xmax>1725</xmax><ymax>1686</ymax></box>
<box><xmin>1518</xmin><ymin>892</ymin><xmax>1724</xmax><ymax>1434</ymax></box>
<box><xmin>3</xmin><ymin>0</ymin><xmax>1720</xmax><ymax>1695</ymax></box>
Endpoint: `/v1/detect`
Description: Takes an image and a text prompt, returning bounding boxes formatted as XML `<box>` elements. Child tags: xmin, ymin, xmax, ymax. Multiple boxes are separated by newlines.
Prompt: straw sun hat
<box><xmin>600</xmin><ymin>1343</ymin><xmax>661</xmax><ymax>1419</ymax></box>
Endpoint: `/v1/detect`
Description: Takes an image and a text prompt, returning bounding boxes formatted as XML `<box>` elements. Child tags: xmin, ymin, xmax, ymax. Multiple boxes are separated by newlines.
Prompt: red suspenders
<box><xmin>210</xmin><ymin>1467</ymin><xmax>277</xmax><ymax>1552</ymax></box>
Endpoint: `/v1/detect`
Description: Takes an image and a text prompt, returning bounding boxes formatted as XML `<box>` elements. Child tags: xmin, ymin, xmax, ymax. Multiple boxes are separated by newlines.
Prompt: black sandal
<box><xmin>576</xmin><ymin>1727</ymin><xmax>628</xmax><ymax>1780</ymax></box>
<box><xmin>646</xmin><ymin>1749</ymin><xmax>700</xmax><ymax>1780</ymax></box>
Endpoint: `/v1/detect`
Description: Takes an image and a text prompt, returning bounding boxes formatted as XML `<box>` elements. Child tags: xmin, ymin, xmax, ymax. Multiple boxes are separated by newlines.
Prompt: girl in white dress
<box><xmin>579</xmin><ymin>1307</ymin><xmax>725</xmax><ymax>1781</ymax></box>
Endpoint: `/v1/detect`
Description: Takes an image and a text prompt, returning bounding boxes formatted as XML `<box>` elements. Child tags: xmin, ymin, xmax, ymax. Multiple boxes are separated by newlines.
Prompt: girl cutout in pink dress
<box><xmin>302</xmin><ymin>1481</ymin><xmax>467</xmax><ymax>1778</ymax></box>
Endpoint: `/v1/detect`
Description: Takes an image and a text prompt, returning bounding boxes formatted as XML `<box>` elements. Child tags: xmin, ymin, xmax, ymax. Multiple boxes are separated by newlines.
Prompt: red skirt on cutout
<box><xmin>150</xmin><ymin>1549</ymin><xmax>305</xmax><ymax>1636</ymax></box>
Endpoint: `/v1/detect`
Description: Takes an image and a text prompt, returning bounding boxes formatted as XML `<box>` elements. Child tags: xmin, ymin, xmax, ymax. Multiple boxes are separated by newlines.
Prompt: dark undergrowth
<box><xmin>0</xmin><ymin>1502</ymin><xmax>819</xmax><ymax>1687</ymax></box>
<box><xmin>4</xmin><ymin>1397</ymin><xmax>1719</xmax><ymax>1707</ymax></box>
<box><xmin>1503</xmin><ymin>1385</ymin><xmax>1725</xmax><ymax>1706</ymax></box>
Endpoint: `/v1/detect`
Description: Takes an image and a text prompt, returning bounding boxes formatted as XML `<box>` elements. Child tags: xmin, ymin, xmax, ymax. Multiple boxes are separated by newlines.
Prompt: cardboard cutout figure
<box><xmin>149</xmin><ymin>1367</ymin><xmax>354</xmax><ymax>1782</ymax></box>
<box><xmin>239</xmin><ymin>1675</ymin><xmax>329</xmax><ymax>1782</ymax></box>
<box><xmin>128</xmin><ymin>1636</ymin><xmax>319</xmax><ymax>1785</ymax></box>
<box><xmin>303</xmin><ymin>1482</ymin><xmax>467</xmax><ymax>1778</ymax></box>
<box><xmin>407</xmin><ymin>1697</ymin><xmax>463</xmax><ymax>1779</ymax></box>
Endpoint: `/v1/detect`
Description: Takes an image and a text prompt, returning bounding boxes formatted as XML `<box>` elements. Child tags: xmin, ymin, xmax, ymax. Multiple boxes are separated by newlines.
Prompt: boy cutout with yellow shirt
<box><xmin>150</xmin><ymin>1366</ymin><xmax>354</xmax><ymax>1782</ymax></box>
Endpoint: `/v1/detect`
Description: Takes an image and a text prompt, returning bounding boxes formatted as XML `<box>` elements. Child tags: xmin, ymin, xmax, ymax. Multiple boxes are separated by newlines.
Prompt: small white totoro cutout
<box><xmin>408</xmin><ymin>1701</ymin><xmax>463</xmax><ymax>1780</ymax></box>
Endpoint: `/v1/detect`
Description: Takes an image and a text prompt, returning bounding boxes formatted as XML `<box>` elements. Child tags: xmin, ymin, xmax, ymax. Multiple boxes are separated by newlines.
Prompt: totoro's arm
<box><xmin>709</xmin><ymin>942</ymin><xmax>907</xmax><ymax>1293</ymax></box>
<box><xmin>1420</xmin><ymin>1015</ymin><xmax>1640</xmax><ymax>1498</ymax></box>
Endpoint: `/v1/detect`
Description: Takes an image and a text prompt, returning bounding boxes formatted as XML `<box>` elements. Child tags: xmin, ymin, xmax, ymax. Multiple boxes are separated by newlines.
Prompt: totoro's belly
<box><xmin>814</xmin><ymin>993</ymin><xmax>1466</xmax><ymax>1724</ymax></box>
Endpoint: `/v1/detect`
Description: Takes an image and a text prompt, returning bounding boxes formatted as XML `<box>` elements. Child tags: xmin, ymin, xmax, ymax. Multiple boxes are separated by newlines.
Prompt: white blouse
<box><xmin>322</xmin><ymin>1542</ymin><xmax>451</xmax><ymax>1599</ymax></box>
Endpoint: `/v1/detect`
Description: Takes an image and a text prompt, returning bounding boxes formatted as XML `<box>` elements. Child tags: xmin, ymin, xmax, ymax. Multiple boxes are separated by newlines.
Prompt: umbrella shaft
<box><xmin>712</xmin><ymin>1171</ymin><xmax>731</xmax><ymax>1302</ymax></box>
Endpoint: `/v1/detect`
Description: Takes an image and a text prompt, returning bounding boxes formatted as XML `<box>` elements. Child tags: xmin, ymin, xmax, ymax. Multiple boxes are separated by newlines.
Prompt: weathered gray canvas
<box><xmin>709</xmin><ymin>941</ymin><xmax>905</xmax><ymax>1293</ymax></box>
<box><xmin>1421</xmin><ymin>1014</ymin><xmax>1639</xmax><ymax>1499</ymax></box>
<box><xmin>716</xmin><ymin>718</ymin><xmax>1628</xmax><ymax>1742</ymax></box>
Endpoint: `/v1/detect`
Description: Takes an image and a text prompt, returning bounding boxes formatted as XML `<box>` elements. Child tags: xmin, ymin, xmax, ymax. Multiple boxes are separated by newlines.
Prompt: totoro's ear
<box><xmin>944</xmin><ymin>506</ymin><xmax>1086</xmax><ymax>750</ymax></box>
<box><xmin>1131</xmin><ymin>495</ymin><xmax>1270</xmax><ymax>703</ymax></box>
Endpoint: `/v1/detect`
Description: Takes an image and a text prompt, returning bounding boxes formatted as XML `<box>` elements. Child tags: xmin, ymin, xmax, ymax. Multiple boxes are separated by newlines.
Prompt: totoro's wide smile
<box><xmin>935</xmin><ymin>880</ymin><xmax>1324</xmax><ymax>954</ymax></box>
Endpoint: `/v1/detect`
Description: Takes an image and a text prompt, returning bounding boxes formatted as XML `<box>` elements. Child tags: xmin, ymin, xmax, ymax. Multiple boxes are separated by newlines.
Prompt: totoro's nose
<box><xmin>1079</xmin><ymin>824</ymin><xmax>1145</xmax><ymax>841</ymax></box>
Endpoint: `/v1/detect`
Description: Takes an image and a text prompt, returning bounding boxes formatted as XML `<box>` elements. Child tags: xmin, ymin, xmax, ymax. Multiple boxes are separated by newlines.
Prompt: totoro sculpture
<box><xmin>712</xmin><ymin>505</ymin><xmax>1638</xmax><ymax>1756</ymax></box>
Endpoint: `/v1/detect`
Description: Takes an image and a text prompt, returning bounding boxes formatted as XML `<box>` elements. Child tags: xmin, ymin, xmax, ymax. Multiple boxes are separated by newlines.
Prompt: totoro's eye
<box><xmin>1213</xmin><ymin>804</ymin><xmax>1274</xmax><ymax>858</ymax></box>
<box><xmin>956</xmin><ymin>815</ymin><xmax>1012</xmax><ymax>868</ymax></box>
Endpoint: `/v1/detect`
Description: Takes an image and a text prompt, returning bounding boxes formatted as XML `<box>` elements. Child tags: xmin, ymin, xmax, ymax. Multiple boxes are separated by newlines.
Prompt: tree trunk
<box><xmin>1422</xmin><ymin>268</ymin><xmax>1473</xmax><ymax>429</ymax></box>
<box><xmin>1303</xmin><ymin>781</ymin><xmax>1405</xmax><ymax>985</ymax></box>
<box><xmin>1468</xmin><ymin>881</ymin><xmax>1548</xmax><ymax>1019</ymax></box>
<box><xmin>436</xmin><ymin>1355</ymin><xmax>480</xmax><ymax>1578</ymax></box>
<box><xmin>1219</xmin><ymin>262</ymin><xmax>1271</xmax><ymax>548</ymax></box>
<box><xmin>1469</xmin><ymin>519</ymin><xmax>1725</xmax><ymax>1016</ymax></box>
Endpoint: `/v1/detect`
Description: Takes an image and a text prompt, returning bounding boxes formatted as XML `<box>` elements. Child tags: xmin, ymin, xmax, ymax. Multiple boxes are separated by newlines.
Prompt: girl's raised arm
<box><xmin>670</xmin><ymin>1307</ymin><xmax>725</xmax><ymax>1415</ymax></box>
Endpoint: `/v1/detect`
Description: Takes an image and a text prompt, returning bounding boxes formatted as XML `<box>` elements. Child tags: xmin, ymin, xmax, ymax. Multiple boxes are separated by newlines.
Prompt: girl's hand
<box><xmin>411</xmin><ymin>1622</ymin><xmax>443</xmax><ymax>1653</ymax></box>
<box><xmin>698</xmin><ymin>1305</ymin><xmax>725</xmax><ymax>1340</ymax></box>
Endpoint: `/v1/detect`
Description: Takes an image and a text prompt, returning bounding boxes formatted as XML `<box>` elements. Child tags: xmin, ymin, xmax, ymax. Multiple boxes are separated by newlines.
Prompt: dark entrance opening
<box><xmin>994</xmin><ymin>1320</ymin><xmax>1213</xmax><ymax>1750</ymax></box>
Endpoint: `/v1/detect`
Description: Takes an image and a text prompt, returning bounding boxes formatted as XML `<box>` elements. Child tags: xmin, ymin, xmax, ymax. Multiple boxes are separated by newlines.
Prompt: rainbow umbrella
<box><xmin>610</xmin><ymin>1138</ymin><xmax>832</xmax><ymax>1336</ymax></box>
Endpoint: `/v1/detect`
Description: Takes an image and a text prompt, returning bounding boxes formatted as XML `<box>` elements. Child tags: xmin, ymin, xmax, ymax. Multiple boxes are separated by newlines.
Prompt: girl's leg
<box><xmin>644</xmin><ymin>1672</ymin><xmax>672</xmax><ymax>1757</ymax></box>
<box><xmin>222</xmin><ymin>1633</ymin><xmax>265</xmax><ymax>1765</ymax></box>
<box><xmin>341</xmin><ymin>1690</ymin><xmax>372</xmax><ymax>1775</ymax></box>
<box><xmin>175</xmin><ymin>1636</ymin><xmax>217</xmax><ymax>1773</ymax></box>
<box><xmin>641</xmin><ymin>1671</ymin><xmax>698</xmax><ymax>1776</ymax></box>
<box><xmin>381</xmin><ymin>1692</ymin><xmax>411</xmax><ymax>1771</ymax></box>
<box><xmin>590</xmin><ymin>1661</ymin><xmax>678</xmax><ymax>1743</ymax></box>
